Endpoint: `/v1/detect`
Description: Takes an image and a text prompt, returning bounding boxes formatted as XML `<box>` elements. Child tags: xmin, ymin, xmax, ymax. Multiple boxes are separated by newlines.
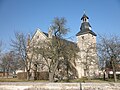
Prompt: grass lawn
<box><xmin>0</xmin><ymin>77</ymin><xmax>120</xmax><ymax>83</ymax></box>
<box><xmin>70</xmin><ymin>78</ymin><xmax>120</xmax><ymax>83</ymax></box>
<box><xmin>0</xmin><ymin>77</ymin><xmax>48</xmax><ymax>82</ymax></box>
<box><xmin>0</xmin><ymin>78</ymin><xmax>28</xmax><ymax>82</ymax></box>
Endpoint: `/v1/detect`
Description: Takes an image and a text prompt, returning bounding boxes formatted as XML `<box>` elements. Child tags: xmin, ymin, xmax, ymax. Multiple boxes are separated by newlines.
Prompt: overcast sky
<box><xmin>0</xmin><ymin>0</ymin><xmax>120</xmax><ymax>51</ymax></box>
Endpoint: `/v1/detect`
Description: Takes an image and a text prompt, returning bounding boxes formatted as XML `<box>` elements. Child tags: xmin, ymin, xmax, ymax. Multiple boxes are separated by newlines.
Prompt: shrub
<box><xmin>17</xmin><ymin>72</ymin><xmax>27</xmax><ymax>80</ymax></box>
<box><xmin>37</xmin><ymin>72</ymin><xmax>49</xmax><ymax>80</ymax></box>
<box><xmin>17</xmin><ymin>72</ymin><xmax>49</xmax><ymax>80</ymax></box>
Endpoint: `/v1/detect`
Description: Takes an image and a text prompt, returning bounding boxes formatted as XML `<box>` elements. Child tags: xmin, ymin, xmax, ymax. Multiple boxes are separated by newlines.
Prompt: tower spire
<box><xmin>76</xmin><ymin>12</ymin><xmax>96</xmax><ymax>36</ymax></box>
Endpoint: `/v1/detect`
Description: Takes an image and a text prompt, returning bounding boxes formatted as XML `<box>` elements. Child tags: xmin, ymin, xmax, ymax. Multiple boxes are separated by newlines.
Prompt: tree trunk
<box><xmin>111</xmin><ymin>57</ymin><xmax>117</xmax><ymax>82</ymax></box>
<box><xmin>113</xmin><ymin>70</ymin><xmax>117</xmax><ymax>82</ymax></box>
<box><xmin>112</xmin><ymin>63</ymin><xmax>117</xmax><ymax>82</ymax></box>
<box><xmin>66</xmin><ymin>60</ymin><xmax>70</xmax><ymax>82</ymax></box>
<box><xmin>86</xmin><ymin>66</ymin><xmax>90</xmax><ymax>80</ymax></box>
<box><xmin>33</xmin><ymin>70</ymin><xmax>38</xmax><ymax>80</ymax></box>
<box><xmin>87</xmin><ymin>71</ymin><xmax>91</xmax><ymax>80</ymax></box>
<box><xmin>3</xmin><ymin>68</ymin><xmax>5</xmax><ymax>77</ymax></box>
<box><xmin>49</xmin><ymin>59</ymin><xmax>59</xmax><ymax>82</ymax></box>
<box><xmin>103</xmin><ymin>72</ymin><xmax>106</xmax><ymax>80</ymax></box>
<box><xmin>6</xmin><ymin>69</ymin><xmax>9</xmax><ymax>78</ymax></box>
<box><xmin>34</xmin><ymin>70</ymin><xmax>37</xmax><ymax>80</ymax></box>
<box><xmin>27</xmin><ymin>70</ymin><xmax>30</xmax><ymax>80</ymax></box>
<box><xmin>34</xmin><ymin>64</ymin><xmax>37</xmax><ymax>80</ymax></box>
<box><xmin>49</xmin><ymin>72</ymin><xmax>54</xmax><ymax>82</ymax></box>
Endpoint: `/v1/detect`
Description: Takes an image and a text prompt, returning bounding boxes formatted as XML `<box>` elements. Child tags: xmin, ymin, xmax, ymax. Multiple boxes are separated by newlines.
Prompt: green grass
<box><xmin>0</xmin><ymin>77</ymin><xmax>120</xmax><ymax>83</ymax></box>
<box><xmin>69</xmin><ymin>78</ymin><xmax>120</xmax><ymax>83</ymax></box>
<box><xmin>0</xmin><ymin>78</ymin><xmax>28</xmax><ymax>82</ymax></box>
<box><xmin>0</xmin><ymin>77</ymin><xmax>49</xmax><ymax>82</ymax></box>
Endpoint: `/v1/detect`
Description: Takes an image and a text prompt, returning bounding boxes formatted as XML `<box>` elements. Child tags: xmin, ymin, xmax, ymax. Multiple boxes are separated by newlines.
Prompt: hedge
<box><xmin>17</xmin><ymin>72</ymin><xmax>49</xmax><ymax>80</ymax></box>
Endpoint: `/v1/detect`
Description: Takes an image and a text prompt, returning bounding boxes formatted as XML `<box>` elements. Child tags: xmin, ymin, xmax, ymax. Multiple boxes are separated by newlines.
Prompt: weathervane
<box><xmin>84</xmin><ymin>9</ymin><xmax>86</xmax><ymax>14</ymax></box>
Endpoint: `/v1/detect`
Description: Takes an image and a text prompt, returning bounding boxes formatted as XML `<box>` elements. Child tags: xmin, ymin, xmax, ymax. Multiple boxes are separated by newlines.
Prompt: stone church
<box><xmin>28</xmin><ymin>13</ymin><xmax>99</xmax><ymax>79</ymax></box>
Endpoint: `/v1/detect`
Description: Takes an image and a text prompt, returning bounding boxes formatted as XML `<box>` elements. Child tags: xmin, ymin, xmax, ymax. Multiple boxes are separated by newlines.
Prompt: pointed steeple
<box><xmin>76</xmin><ymin>11</ymin><xmax>96</xmax><ymax>36</ymax></box>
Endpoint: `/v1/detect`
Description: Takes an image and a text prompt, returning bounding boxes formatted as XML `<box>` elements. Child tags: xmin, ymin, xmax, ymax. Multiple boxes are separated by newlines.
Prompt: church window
<box><xmin>82</xmin><ymin>36</ymin><xmax>84</xmax><ymax>39</ymax></box>
<box><xmin>37</xmin><ymin>36</ymin><xmax>39</xmax><ymax>39</ymax></box>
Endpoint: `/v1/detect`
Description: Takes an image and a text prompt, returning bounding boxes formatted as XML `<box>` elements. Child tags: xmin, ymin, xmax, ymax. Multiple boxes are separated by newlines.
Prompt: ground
<box><xmin>0</xmin><ymin>77</ymin><xmax>120</xmax><ymax>83</ymax></box>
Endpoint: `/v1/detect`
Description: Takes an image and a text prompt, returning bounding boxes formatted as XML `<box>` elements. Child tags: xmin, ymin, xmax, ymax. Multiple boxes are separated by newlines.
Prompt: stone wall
<box><xmin>0</xmin><ymin>82</ymin><xmax>120</xmax><ymax>90</ymax></box>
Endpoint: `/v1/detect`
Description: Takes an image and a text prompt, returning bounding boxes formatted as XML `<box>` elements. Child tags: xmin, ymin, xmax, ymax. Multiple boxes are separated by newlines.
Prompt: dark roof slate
<box><xmin>76</xmin><ymin>29</ymin><xmax>97</xmax><ymax>36</ymax></box>
<box><xmin>43</xmin><ymin>32</ymin><xmax>48</xmax><ymax>37</ymax></box>
<box><xmin>42</xmin><ymin>32</ymin><xmax>78</xmax><ymax>48</ymax></box>
<box><xmin>80</xmin><ymin>22</ymin><xmax>91</xmax><ymax>30</ymax></box>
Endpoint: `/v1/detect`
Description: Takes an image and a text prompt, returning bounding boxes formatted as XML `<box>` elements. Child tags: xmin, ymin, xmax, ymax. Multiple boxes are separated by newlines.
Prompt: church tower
<box><xmin>76</xmin><ymin>12</ymin><xmax>98</xmax><ymax>78</ymax></box>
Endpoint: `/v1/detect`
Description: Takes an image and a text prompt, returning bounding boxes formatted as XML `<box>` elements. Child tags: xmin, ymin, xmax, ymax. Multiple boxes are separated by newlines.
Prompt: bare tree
<box><xmin>8</xmin><ymin>51</ymin><xmax>22</xmax><ymax>75</ymax></box>
<box><xmin>0</xmin><ymin>53</ymin><xmax>10</xmax><ymax>78</ymax></box>
<box><xmin>11</xmin><ymin>32</ymin><xmax>34</xmax><ymax>80</ymax></box>
<box><xmin>98</xmin><ymin>49</ymin><xmax>108</xmax><ymax>80</ymax></box>
<box><xmin>48</xmin><ymin>17</ymin><xmax>70</xmax><ymax>82</ymax></box>
<box><xmin>58</xmin><ymin>40</ymin><xmax>79</xmax><ymax>81</ymax></box>
<box><xmin>35</xmin><ymin>37</ymin><xmax>78</xmax><ymax>82</ymax></box>
<box><xmin>98</xmin><ymin>35</ymin><xmax>120</xmax><ymax>82</ymax></box>
<box><xmin>0</xmin><ymin>51</ymin><xmax>16</xmax><ymax>78</ymax></box>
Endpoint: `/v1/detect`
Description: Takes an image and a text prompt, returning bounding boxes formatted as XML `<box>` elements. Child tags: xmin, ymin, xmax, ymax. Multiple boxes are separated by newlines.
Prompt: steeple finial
<box><xmin>84</xmin><ymin>9</ymin><xmax>86</xmax><ymax>14</ymax></box>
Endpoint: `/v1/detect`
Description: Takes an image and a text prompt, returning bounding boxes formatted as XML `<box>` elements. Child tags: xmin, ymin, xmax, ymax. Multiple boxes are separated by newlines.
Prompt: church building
<box><xmin>28</xmin><ymin>12</ymin><xmax>99</xmax><ymax>79</ymax></box>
